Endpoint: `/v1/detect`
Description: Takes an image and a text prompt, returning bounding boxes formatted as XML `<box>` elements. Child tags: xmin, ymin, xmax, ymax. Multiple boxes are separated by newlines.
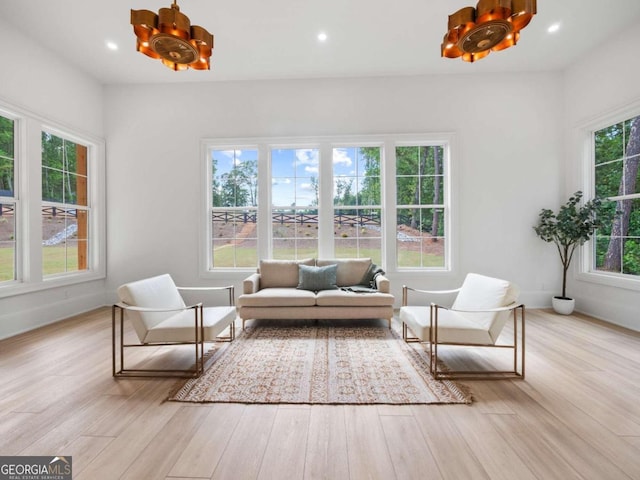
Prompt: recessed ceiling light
<box><xmin>106</xmin><ymin>41</ymin><xmax>119</xmax><ymax>51</ymax></box>
<box><xmin>547</xmin><ymin>23</ymin><xmax>561</xmax><ymax>34</ymax></box>
<box><xmin>317</xmin><ymin>32</ymin><xmax>328</xmax><ymax>42</ymax></box>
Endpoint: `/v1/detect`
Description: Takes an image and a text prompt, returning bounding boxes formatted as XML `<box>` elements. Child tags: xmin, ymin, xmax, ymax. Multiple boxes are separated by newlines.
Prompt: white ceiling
<box><xmin>2</xmin><ymin>0</ymin><xmax>640</xmax><ymax>85</ymax></box>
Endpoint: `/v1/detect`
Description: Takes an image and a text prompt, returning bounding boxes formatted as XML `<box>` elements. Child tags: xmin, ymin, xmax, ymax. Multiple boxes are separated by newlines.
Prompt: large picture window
<box><xmin>0</xmin><ymin>100</ymin><xmax>105</xmax><ymax>298</ymax></box>
<box><xmin>593</xmin><ymin>114</ymin><xmax>640</xmax><ymax>277</ymax></box>
<box><xmin>203</xmin><ymin>135</ymin><xmax>452</xmax><ymax>273</ymax></box>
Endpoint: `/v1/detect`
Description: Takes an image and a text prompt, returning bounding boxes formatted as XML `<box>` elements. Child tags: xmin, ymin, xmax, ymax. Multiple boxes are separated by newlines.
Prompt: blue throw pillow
<box><xmin>297</xmin><ymin>264</ymin><xmax>338</xmax><ymax>291</ymax></box>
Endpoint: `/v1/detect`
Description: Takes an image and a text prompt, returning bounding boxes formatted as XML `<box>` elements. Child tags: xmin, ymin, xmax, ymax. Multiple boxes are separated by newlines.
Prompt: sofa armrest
<box><xmin>243</xmin><ymin>273</ymin><xmax>261</xmax><ymax>294</ymax></box>
<box><xmin>375</xmin><ymin>274</ymin><xmax>390</xmax><ymax>293</ymax></box>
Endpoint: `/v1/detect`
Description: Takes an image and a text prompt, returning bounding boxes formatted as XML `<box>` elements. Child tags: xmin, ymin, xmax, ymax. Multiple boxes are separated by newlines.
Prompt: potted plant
<box><xmin>533</xmin><ymin>191</ymin><xmax>610</xmax><ymax>315</ymax></box>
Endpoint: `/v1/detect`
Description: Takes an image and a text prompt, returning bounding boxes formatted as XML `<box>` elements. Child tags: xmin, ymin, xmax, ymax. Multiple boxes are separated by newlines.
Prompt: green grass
<box><xmin>398</xmin><ymin>250</ymin><xmax>444</xmax><ymax>267</ymax></box>
<box><xmin>1</xmin><ymin>245</ymin><xmax>87</xmax><ymax>281</ymax></box>
<box><xmin>43</xmin><ymin>246</ymin><xmax>79</xmax><ymax>275</ymax></box>
<box><xmin>0</xmin><ymin>247</ymin><xmax>14</xmax><ymax>282</ymax></box>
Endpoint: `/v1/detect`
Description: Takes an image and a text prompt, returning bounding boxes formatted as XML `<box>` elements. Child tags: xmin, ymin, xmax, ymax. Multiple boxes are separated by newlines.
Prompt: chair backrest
<box><xmin>117</xmin><ymin>274</ymin><xmax>186</xmax><ymax>342</ymax></box>
<box><xmin>452</xmin><ymin>273</ymin><xmax>520</xmax><ymax>344</ymax></box>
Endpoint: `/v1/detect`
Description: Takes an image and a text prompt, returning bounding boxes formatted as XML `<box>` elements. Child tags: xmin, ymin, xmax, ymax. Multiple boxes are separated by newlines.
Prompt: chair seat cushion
<box><xmin>144</xmin><ymin>306</ymin><xmax>237</xmax><ymax>343</ymax></box>
<box><xmin>399</xmin><ymin>306</ymin><xmax>493</xmax><ymax>344</ymax></box>
<box><xmin>238</xmin><ymin>288</ymin><xmax>317</xmax><ymax>307</ymax></box>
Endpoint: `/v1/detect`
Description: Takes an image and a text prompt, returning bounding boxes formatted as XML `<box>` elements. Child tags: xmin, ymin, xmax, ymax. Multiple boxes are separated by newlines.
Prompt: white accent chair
<box><xmin>399</xmin><ymin>273</ymin><xmax>525</xmax><ymax>380</ymax></box>
<box><xmin>112</xmin><ymin>274</ymin><xmax>237</xmax><ymax>378</ymax></box>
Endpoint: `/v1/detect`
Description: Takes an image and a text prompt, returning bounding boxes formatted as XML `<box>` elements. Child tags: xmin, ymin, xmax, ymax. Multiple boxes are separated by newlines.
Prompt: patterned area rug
<box><xmin>169</xmin><ymin>322</ymin><xmax>471</xmax><ymax>405</ymax></box>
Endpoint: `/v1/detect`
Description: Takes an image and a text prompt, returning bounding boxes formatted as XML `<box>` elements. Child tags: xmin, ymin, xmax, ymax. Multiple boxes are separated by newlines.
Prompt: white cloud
<box><xmin>220</xmin><ymin>149</ymin><xmax>242</xmax><ymax>158</ymax></box>
<box><xmin>295</xmin><ymin>149</ymin><xmax>319</xmax><ymax>166</ymax></box>
<box><xmin>272</xmin><ymin>178</ymin><xmax>292</xmax><ymax>185</ymax></box>
<box><xmin>219</xmin><ymin>149</ymin><xmax>243</xmax><ymax>166</ymax></box>
<box><xmin>300</xmin><ymin>182</ymin><xmax>315</xmax><ymax>191</ymax></box>
<box><xmin>305</xmin><ymin>165</ymin><xmax>319</xmax><ymax>174</ymax></box>
<box><xmin>333</xmin><ymin>148</ymin><xmax>353</xmax><ymax>167</ymax></box>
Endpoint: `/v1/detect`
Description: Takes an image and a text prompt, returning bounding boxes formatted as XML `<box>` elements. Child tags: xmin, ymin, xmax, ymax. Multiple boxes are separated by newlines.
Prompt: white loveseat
<box><xmin>238</xmin><ymin>258</ymin><xmax>395</xmax><ymax>328</ymax></box>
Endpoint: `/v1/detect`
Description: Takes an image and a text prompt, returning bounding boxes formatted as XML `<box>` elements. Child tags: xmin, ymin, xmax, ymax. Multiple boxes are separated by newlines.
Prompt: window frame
<box><xmin>207</xmin><ymin>145</ymin><xmax>260</xmax><ymax>269</ymax></box>
<box><xmin>269</xmin><ymin>144</ymin><xmax>322</xmax><ymax>261</ymax></box>
<box><xmin>394</xmin><ymin>141</ymin><xmax>450</xmax><ymax>271</ymax></box>
<box><xmin>200</xmin><ymin>134</ymin><xmax>456</xmax><ymax>277</ymax></box>
<box><xmin>331</xmin><ymin>144</ymin><xmax>384</xmax><ymax>264</ymax></box>
<box><xmin>0</xmin><ymin>101</ymin><xmax>106</xmax><ymax>299</ymax></box>
<box><xmin>576</xmin><ymin>100</ymin><xmax>640</xmax><ymax>292</ymax></box>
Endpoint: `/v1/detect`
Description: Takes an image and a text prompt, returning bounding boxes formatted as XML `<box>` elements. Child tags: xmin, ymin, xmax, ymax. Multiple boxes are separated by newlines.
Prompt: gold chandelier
<box><xmin>131</xmin><ymin>0</ymin><xmax>214</xmax><ymax>71</ymax></box>
<box><xmin>441</xmin><ymin>0</ymin><xmax>536</xmax><ymax>62</ymax></box>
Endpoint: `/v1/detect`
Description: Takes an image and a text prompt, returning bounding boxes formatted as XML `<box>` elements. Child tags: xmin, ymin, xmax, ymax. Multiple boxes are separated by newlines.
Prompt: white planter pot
<box><xmin>552</xmin><ymin>297</ymin><xmax>575</xmax><ymax>315</ymax></box>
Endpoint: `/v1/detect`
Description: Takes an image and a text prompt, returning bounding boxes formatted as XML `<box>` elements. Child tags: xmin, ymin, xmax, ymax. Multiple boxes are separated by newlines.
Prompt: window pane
<box><xmin>272</xmin><ymin>208</ymin><xmax>318</xmax><ymax>260</ymax></box>
<box><xmin>272</xmin><ymin>148</ymin><xmax>318</xmax><ymax>208</ymax></box>
<box><xmin>0</xmin><ymin>116</ymin><xmax>15</xmax><ymax>158</ymax></box>
<box><xmin>624</xmin><ymin>155</ymin><xmax>640</xmax><ymax>196</ymax></box>
<box><xmin>595</xmin><ymin>123</ymin><xmax>624</xmax><ymax>165</ymax></box>
<box><xmin>595</xmin><ymin>198</ymin><xmax>640</xmax><ymax>274</ymax></box>
<box><xmin>0</xmin><ymin>203</ymin><xmax>15</xmax><ymax>282</ymax></box>
<box><xmin>397</xmin><ymin>208</ymin><xmax>445</xmax><ymax>268</ymax></box>
<box><xmin>42</xmin><ymin>206</ymin><xmax>88</xmax><ymax>275</ymax></box>
<box><xmin>0</xmin><ymin>116</ymin><xmax>15</xmax><ymax>202</ymax></box>
<box><xmin>42</xmin><ymin>134</ymin><xmax>88</xmax><ymax>205</ymax></box>
<box><xmin>333</xmin><ymin>177</ymin><xmax>357</xmax><ymax>206</ymax></box>
<box><xmin>211</xmin><ymin>149</ymin><xmax>258</xmax><ymax>208</ymax></box>
<box><xmin>595</xmin><ymin>161</ymin><xmax>622</xmax><ymax>198</ymax></box>
<box><xmin>211</xmin><ymin>210</ymin><xmax>257</xmax><ymax>268</ymax></box>
<box><xmin>334</xmin><ymin>208</ymin><xmax>381</xmax><ymax>263</ymax></box>
<box><xmin>0</xmin><ymin>115</ymin><xmax>14</xmax><ymax>197</ymax></box>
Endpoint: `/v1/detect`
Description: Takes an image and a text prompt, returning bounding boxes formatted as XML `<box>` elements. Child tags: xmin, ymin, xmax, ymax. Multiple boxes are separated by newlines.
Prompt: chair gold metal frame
<box><xmin>112</xmin><ymin>285</ymin><xmax>235</xmax><ymax>378</ymax></box>
<box><xmin>401</xmin><ymin>284</ymin><xmax>525</xmax><ymax>380</ymax></box>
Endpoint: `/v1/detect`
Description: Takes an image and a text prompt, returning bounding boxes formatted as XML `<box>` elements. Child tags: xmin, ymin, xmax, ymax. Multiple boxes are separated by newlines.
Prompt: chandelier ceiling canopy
<box><xmin>131</xmin><ymin>0</ymin><xmax>214</xmax><ymax>71</ymax></box>
<box><xmin>442</xmin><ymin>0</ymin><xmax>537</xmax><ymax>62</ymax></box>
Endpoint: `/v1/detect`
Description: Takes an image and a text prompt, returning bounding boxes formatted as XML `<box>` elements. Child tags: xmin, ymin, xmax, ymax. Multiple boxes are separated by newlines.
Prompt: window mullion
<box><xmin>318</xmin><ymin>143</ymin><xmax>333</xmax><ymax>258</ymax></box>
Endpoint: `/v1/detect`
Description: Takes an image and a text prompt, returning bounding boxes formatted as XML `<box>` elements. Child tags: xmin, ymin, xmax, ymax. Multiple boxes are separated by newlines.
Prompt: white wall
<box><xmin>0</xmin><ymin>18</ymin><xmax>106</xmax><ymax>339</ymax></box>
<box><xmin>564</xmin><ymin>27</ymin><xmax>640</xmax><ymax>331</ymax></box>
<box><xmin>104</xmin><ymin>72</ymin><xmax>564</xmax><ymax>308</ymax></box>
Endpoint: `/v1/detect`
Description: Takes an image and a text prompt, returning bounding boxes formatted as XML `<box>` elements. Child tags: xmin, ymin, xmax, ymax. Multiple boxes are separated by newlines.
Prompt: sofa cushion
<box><xmin>316</xmin><ymin>289</ymin><xmax>395</xmax><ymax>307</ymax></box>
<box><xmin>297</xmin><ymin>264</ymin><xmax>338</xmax><ymax>291</ymax></box>
<box><xmin>259</xmin><ymin>258</ymin><xmax>314</xmax><ymax>288</ymax></box>
<box><xmin>316</xmin><ymin>258</ymin><xmax>372</xmax><ymax>287</ymax></box>
<box><xmin>239</xmin><ymin>288</ymin><xmax>317</xmax><ymax>307</ymax></box>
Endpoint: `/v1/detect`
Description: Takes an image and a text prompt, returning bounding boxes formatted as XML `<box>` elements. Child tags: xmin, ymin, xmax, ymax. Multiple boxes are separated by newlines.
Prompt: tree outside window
<box><xmin>594</xmin><ymin>114</ymin><xmax>640</xmax><ymax>276</ymax></box>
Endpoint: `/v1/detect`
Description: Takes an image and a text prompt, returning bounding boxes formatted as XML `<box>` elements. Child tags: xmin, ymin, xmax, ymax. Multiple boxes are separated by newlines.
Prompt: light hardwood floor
<box><xmin>1</xmin><ymin>308</ymin><xmax>640</xmax><ymax>479</ymax></box>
